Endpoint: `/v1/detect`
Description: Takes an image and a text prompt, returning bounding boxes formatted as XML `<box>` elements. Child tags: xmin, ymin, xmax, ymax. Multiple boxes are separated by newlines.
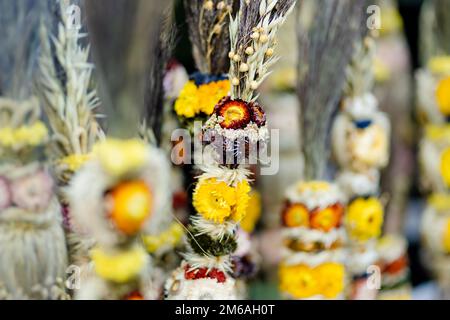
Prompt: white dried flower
<box><xmin>232</xmin><ymin>78</ymin><xmax>240</xmax><ymax>86</ymax></box>
<box><xmin>265</xmin><ymin>48</ymin><xmax>274</xmax><ymax>57</ymax></box>
<box><xmin>245</xmin><ymin>47</ymin><xmax>254</xmax><ymax>55</ymax></box>
<box><xmin>233</xmin><ymin>54</ymin><xmax>241</xmax><ymax>62</ymax></box>
<box><xmin>259</xmin><ymin>34</ymin><xmax>269</xmax><ymax>44</ymax></box>
<box><xmin>217</xmin><ymin>1</ymin><xmax>225</xmax><ymax>10</ymax></box>
<box><xmin>250</xmin><ymin>32</ymin><xmax>260</xmax><ymax>40</ymax></box>
<box><xmin>250</xmin><ymin>81</ymin><xmax>258</xmax><ymax>90</ymax></box>
<box><xmin>239</xmin><ymin>63</ymin><xmax>249</xmax><ymax>72</ymax></box>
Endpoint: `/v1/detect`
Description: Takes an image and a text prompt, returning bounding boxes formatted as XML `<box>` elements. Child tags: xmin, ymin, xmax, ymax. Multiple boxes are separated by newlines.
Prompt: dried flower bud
<box><xmin>239</xmin><ymin>63</ymin><xmax>249</xmax><ymax>72</ymax></box>
<box><xmin>250</xmin><ymin>81</ymin><xmax>258</xmax><ymax>90</ymax></box>
<box><xmin>245</xmin><ymin>47</ymin><xmax>254</xmax><ymax>55</ymax></box>
<box><xmin>251</xmin><ymin>32</ymin><xmax>260</xmax><ymax>40</ymax></box>
<box><xmin>259</xmin><ymin>34</ymin><xmax>269</xmax><ymax>44</ymax></box>
<box><xmin>233</xmin><ymin>54</ymin><xmax>241</xmax><ymax>62</ymax></box>
<box><xmin>217</xmin><ymin>1</ymin><xmax>225</xmax><ymax>10</ymax></box>
<box><xmin>204</xmin><ymin>1</ymin><xmax>214</xmax><ymax>10</ymax></box>
<box><xmin>232</xmin><ymin>78</ymin><xmax>240</xmax><ymax>86</ymax></box>
<box><xmin>228</xmin><ymin>51</ymin><xmax>235</xmax><ymax>59</ymax></box>
<box><xmin>265</xmin><ymin>48</ymin><xmax>274</xmax><ymax>57</ymax></box>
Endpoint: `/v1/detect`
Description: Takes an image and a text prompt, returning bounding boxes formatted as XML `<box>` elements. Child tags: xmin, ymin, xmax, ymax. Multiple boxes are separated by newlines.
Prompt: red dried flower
<box><xmin>215</xmin><ymin>97</ymin><xmax>251</xmax><ymax>129</ymax></box>
<box><xmin>184</xmin><ymin>265</ymin><xmax>227</xmax><ymax>283</ymax></box>
<box><xmin>249</xmin><ymin>101</ymin><xmax>266</xmax><ymax>126</ymax></box>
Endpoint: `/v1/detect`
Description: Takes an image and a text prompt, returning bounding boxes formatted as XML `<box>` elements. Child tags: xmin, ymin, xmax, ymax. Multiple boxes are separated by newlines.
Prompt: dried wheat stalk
<box><xmin>229</xmin><ymin>0</ymin><xmax>296</xmax><ymax>102</ymax></box>
<box><xmin>343</xmin><ymin>34</ymin><xmax>375</xmax><ymax>98</ymax></box>
<box><xmin>184</xmin><ymin>0</ymin><xmax>234</xmax><ymax>75</ymax></box>
<box><xmin>37</xmin><ymin>0</ymin><xmax>103</xmax><ymax>161</ymax></box>
<box><xmin>297</xmin><ymin>0</ymin><xmax>367</xmax><ymax>180</ymax></box>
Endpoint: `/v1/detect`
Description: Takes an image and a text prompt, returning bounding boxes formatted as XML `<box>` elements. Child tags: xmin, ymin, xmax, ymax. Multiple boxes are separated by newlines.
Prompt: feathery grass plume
<box><xmin>143</xmin><ymin>5</ymin><xmax>177</xmax><ymax>146</ymax></box>
<box><xmin>37</xmin><ymin>0</ymin><xmax>103</xmax><ymax>182</ymax></box>
<box><xmin>85</xmin><ymin>0</ymin><xmax>172</xmax><ymax>138</ymax></box>
<box><xmin>0</xmin><ymin>0</ymin><xmax>48</xmax><ymax>99</ymax></box>
<box><xmin>184</xmin><ymin>0</ymin><xmax>234</xmax><ymax>74</ymax></box>
<box><xmin>229</xmin><ymin>0</ymin><xmax>296</xmax><ymax>102</ymax></box>
<box><xmin>297</xmin><ymin>0</ymin><xmax>367</xmax><ymax>180</ymax></box>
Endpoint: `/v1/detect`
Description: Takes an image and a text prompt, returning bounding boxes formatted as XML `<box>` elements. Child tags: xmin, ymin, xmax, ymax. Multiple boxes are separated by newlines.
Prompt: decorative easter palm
<box><xmin>64</xmin><ymin>0</ymin><xmax>175</xmax><ymax>300</ymax></box>
<box><xmin>165</xmin><ymin>0</ymin><xmax>295</xmax><ymax>300</ymax></box>
<box><xmin>35</xmin><ymin>1</ymin><xmax>107</xmax><ymax>284</ymax></box>
<box><xmin>331</xmin><ymin>33</ymin><xmax>393</xmax><ymax>299</ymax></box>
<box><xmin>279</xmin><ymin>0</ymin><xmax>366</xmax><ymax>300</ymax></box>
<box><xmin>0</xmin><ymin>0</ymin><xmax>68</xmax><ymax>300</ymax></box>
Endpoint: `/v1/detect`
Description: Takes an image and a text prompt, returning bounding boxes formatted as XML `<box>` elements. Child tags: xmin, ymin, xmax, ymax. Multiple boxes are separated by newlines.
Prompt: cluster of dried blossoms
<box><xmin>331</xmin><ymin>33</ymin><xmax>411</xmax><ymax>300</ymax></box>
<box><xmin>68</xmin><ymin>139</ymin><xmax>170</xmax><ymax>299</ymax></box>
<box><xmin>331</xmin><ymin>35</ymin><xmax>389</xmax><ymax>299</ymax></box>
<box><xmin>0</xmin><ymin>1</ymin><xmax>68</xmax><ymax>300</ymax></box>
<box><xmin>279</xmin><ymin>181</ymin><xmax>347</xmax><ymax>299</ymax></box>
<box><xmin>166</xmin><ymin>0</ymin><xmax>295</xmax><ymax>300</ymax></box>
<box><xmin>0</xmin><ymin>98</ymin><xmax>68</xmax><ymax>300</ymax></box>
<box><xmin>329</xmin><ymin>21</ymin><xmax>412</xmax><ymax>299</ymax></box>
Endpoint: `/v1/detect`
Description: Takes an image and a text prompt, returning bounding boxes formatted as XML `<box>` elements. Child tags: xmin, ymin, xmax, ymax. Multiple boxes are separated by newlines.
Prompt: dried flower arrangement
<box><xmin>60</xmin><ymin>0</ymin><xmax>175</xmax><ymax>300</ymax></box>
<box><xmin>331</xmin><ymin>33</ymin><xmax>397</xmax><ymax>300</ymax></box>
<box><xmin>165</xmin><ymin>0</ymin><xmax>295</xmax><ymax>300</ymax></box>
<box><xmin>36</xmin><ymin>1</ymin><xmax>105</xmax><ymax>276</ymax></box>
<box><xmin>278</xmin><ymin>0</ymin><xmax>366</xmax><ymax>300</ymax></box>
<box><xmin>174</xmin><ymin>0</ymin><xmax>234</xmax><ymax>130</ymax></box>
<box><xmin>376</xmin><ymin>234</ymin><xmax>412</xmax><ymax>300</ymax></box>
<box><xmin>69</xmin><ymin>139</ymin><xmax>170</xmax><ymax>299</ymax></box>
<box><xmin>0</xmin><ymin>0</ymin><xmax>68</xmax><ymax>300</ymax></box>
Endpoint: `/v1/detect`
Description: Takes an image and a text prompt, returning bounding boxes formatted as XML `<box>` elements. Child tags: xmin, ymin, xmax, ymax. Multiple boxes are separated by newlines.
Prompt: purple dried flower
<box><xmin>0</xmin><ymin>177</ymin><xmax>12</xmax><ymax>211</ymax></box>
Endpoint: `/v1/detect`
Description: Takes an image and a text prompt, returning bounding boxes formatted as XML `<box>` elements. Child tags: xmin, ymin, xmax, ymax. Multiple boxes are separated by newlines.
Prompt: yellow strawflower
<box><xmin>240</xmin><ymin>191</ymin><xmax>262</xmax><ymax>233</ymax></box>
<box><xmin>174</xmin><ymin>80</ymin><xmax>230</xmax><ymax>118</ymax></box>
<box><xmin>436</xmin><ymin>77</ymin><xmax>450</xmax><ymax>116</ymax></box>
<box><xmin>346</xmin><ymin>197</ymin><xmax>384</xmax><ymax>242</ymax></box>
<box><xmin>440</xmin><ymin>148</ymin><xmax>450</xmax><ymax>188</ymax></box>
<box><xmin>93</xmin><ymin>139</ymin><xmax>148</xmax><ymax>177</ymax></box>
<box><xmin>91</xmin><ymin>246</ymin><xmax>147</xmax><ymax>283</ymax></box>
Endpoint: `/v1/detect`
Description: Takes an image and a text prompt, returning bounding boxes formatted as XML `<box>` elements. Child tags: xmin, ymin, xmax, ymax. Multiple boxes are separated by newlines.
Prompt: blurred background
<box><xmin>170</xmin><ymin>0</ymin><xmax>437</xmax><ymax>298</ymax></box>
